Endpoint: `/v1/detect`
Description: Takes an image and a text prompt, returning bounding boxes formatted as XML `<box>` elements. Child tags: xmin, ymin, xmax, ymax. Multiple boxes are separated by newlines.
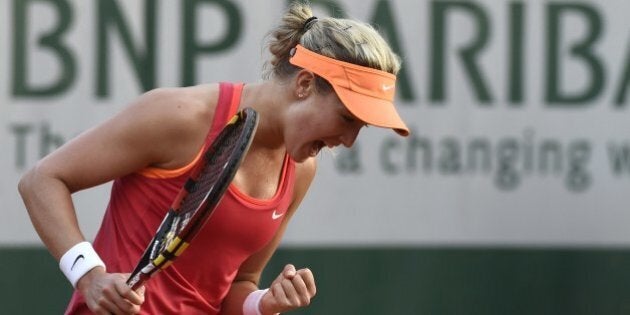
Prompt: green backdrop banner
<box><xmin>3</xmin><ymin>0</ymin><xmax>630</xmax><ymax>247</ymax></box>
<box><xmin>3</xmin><ymin>247</ymin><xmax>630</xmax><ymax>314</ymax></box>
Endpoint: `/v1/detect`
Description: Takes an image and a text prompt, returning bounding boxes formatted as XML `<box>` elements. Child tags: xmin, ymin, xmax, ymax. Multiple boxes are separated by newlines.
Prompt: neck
<box><xmin>240</xmin><ymin>81</ymin><xmax>288</xmax><ymax>151</ymax></box>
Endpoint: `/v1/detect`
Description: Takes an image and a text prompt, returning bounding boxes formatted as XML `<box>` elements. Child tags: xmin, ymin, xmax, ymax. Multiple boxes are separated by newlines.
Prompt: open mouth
<box><xmin>309</xmin><ymin>140</ymin><xmax>325</xmax><ymax>157</ymax></box>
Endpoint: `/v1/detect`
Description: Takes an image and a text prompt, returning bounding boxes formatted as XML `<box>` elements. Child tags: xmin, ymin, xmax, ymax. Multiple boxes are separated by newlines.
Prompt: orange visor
<box><xmin>289</xmin><ymin>45</ymin><xmax>409</xmax><ymax>136</ymax></box>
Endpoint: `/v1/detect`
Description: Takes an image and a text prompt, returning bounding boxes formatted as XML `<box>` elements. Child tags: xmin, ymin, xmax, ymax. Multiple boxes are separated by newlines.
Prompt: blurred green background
<box><xmin>3</xmin><ymin>247</ymin><xmax>630</xmax><ymax>314</ymax></box>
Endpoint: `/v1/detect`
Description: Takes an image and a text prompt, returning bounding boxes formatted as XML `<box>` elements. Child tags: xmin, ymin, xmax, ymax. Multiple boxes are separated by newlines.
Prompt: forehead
<box><xmin>330</xmin><ymin>95</ymin><xmax>367</xmax><ymax>127</ymax></box>
<box><xmin>314</xmin><ymin>87</ymin><xmax>364</xmax><ymax>123</ymax></box>
<box><xmin>320</xmin><ymin>90</ymin><xmax>349</xmax><ymax>112</ymax></box>
<box><xmin>331</xmin><ymin>93</ymin><xmax>362</xmax><ymax>120</ymax></box>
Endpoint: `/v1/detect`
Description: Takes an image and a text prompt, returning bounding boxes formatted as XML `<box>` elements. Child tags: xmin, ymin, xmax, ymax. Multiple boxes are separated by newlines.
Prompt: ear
<box><xmin>294</xmin><ymin>69</ymin><xmax>316</xmax><ymax>99</ymax></box>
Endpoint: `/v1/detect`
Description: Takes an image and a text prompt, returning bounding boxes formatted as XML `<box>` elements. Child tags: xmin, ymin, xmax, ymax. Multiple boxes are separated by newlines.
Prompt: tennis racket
<box><xmin>126</xmin><ymin>107</ymin><xmax>259</xmax><ymax>290</ymax></box>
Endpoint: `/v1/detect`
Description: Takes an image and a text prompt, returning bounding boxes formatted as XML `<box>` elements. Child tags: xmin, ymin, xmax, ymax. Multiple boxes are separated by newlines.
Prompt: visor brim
<box><xmin>333</xmin><ymin>85</ymin><xmax>409</xmax><ymax>137</ymax></box>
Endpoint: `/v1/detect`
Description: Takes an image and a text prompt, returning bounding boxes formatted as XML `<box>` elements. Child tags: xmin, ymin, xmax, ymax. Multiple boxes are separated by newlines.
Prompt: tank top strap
<box><xmin>204</xmin><ymin>82</ymin><xmax>244</xmax><ymax>146</ymax></box>
<box><xmin>138</xmin><ymin>82</ymin><xmax>244</xmax><ymax>179</ymax></box>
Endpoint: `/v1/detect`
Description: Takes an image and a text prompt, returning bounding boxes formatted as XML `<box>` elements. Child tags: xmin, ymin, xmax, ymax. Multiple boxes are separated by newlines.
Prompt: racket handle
<box><xmin>127</xmin><ymin>271</ymin><xmax>148</xmax><ymax>290</ymax></box>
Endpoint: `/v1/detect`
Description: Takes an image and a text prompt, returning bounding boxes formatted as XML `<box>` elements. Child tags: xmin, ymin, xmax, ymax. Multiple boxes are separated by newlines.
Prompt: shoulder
<box><xmin>122</xmin><ymin>84</ymin><xmax>222</xmax><ymax>168</ymax></box>
<box><xmin>291</xmin><ymin>157</ymin><xmax>317</xmax><ymax>202</ymax></box>
<box><xmin>129</xmin><ymin>84</ymin><xmax>222</xmax><ymax>144</ymax></box>
<box><xmin>134</xmin><ymin>84</ymin><xmax>220</xmax><ymax>122</ymax></box>
<box><xmin>294</xmin><ymin>158</ymin><xmax>317</xmax><ymax>182</ymax></box>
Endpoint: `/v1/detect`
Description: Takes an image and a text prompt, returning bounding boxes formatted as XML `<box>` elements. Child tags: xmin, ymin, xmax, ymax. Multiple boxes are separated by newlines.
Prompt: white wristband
<box><xmin>243</xmin><ymin>289</ymin><xmax>270</xmax><ymax>315</ymax></box>
<box><xmin>59</xmin><ymin>241</ymin><xmax>106</xmax><ymax>288</ymax></box>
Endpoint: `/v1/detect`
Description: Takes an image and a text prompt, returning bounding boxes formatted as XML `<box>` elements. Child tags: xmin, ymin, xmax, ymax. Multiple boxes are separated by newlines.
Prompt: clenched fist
<box><xmin>260</xmin><ymin>264</ymin><xmax>316</xmax><ymax>314</ymax></box>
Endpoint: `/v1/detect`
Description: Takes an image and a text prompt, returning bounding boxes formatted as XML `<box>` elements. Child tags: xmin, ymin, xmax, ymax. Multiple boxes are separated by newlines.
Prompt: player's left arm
<box><xmin>219</xmin><ymin>158</ymin><xmax>318</xmax><ymax>315</ymax></box>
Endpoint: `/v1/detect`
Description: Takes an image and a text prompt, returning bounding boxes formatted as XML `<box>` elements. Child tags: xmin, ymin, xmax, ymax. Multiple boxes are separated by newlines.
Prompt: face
<box><xmin>284</xmin><ymin>90</ymin><xmax>366</xmax><ymax>162</ymax></box>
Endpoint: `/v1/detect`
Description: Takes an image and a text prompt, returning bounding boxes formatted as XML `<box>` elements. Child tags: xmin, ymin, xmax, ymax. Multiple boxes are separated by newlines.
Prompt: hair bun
<box><xmin>302</xmin><ymin>16</ymin><xmax>318</xmax><ymax>32</ymax></box>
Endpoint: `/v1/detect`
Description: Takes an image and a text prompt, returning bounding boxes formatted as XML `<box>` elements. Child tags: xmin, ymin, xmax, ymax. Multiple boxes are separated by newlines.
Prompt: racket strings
<box><xmin>156</xmin><ymin>161</ymin><xmax>230</xmax><ymax>259</ymax></box>
<box><xmin>174</xmin><ymin>122</ymin><xmax>246</xmax><ymax>222</ymax></box>
<box><xmin>126</xmin><ymin>108</ymin><xmax>258</xmax><ymax>290</ymax></box>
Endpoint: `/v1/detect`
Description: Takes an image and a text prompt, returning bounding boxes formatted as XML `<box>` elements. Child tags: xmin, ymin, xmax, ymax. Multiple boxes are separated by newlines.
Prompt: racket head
<box><xmin>127</xmin><ymin>107</ymin><xmax>259</xmax><ymax>289</ymax></box>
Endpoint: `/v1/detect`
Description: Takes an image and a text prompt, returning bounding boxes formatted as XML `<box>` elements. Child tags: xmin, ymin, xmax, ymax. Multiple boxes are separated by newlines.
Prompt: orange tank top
<box><xmin>65</xmin><ymin>83</ymin><xmax>296</xmax><ymax>315</ymax></box>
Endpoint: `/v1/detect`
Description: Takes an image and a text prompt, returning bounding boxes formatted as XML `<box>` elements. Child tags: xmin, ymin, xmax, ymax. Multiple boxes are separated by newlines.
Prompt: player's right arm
<box><xmin>18</xmin><ymin>85</ymin><xmax>217</xmax><ymax>314</ymax></box>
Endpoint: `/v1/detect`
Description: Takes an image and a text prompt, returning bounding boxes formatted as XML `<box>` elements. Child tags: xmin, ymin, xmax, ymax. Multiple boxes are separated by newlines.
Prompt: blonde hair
<box><xmin>263</xmin><ymin>1</ymin><xmax>401</xmax><ymax>91</ymax></box>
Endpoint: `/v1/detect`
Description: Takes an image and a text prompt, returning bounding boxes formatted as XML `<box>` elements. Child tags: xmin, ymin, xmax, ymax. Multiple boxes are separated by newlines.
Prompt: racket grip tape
<box><xmin>152</xmin><ymin>237</ymin><xmax>189</xmax><ymax>267</ymax></box>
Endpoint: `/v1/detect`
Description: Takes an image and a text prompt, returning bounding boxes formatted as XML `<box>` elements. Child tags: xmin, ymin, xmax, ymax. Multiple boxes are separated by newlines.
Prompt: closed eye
<box><xmin>340</xmin><ymin>114</ymin><xmax>370</xmax><ymax>131</ymax></box>
<box><xmin>340</xmin><ymin>114</ymin><xmax>355</xmax><ymax>123</ymax></box>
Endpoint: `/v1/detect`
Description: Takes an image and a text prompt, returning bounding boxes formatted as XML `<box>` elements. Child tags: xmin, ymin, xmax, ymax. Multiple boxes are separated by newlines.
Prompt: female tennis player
<box><xmin>19</xmin><ymin>2</ymin><xmax>409</xmax><ymax>314</ymax></box>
